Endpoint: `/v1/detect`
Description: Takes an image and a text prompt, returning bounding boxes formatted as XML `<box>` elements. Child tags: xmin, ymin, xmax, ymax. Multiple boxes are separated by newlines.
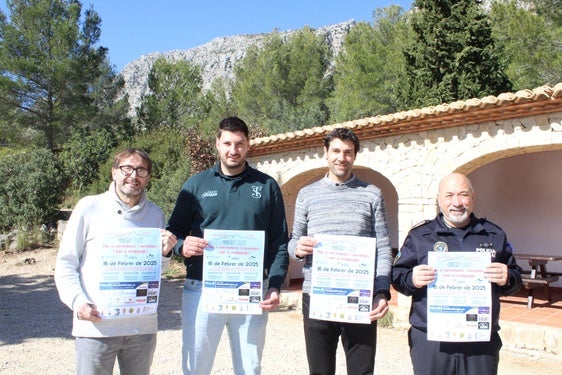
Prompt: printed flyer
<box><xmin>203</xmin><ymin>229</ymin><xmax>265</xmax><ymax>314</ymax></box>
<box><xmin>310</xmin><ymin>234</ymin><xmax>376</xmax><ymax>324</ymax></box>
<box><xmin>95</xmin><ymin>227</ymin><xmax>162</xmax><ymax>318</ymax></box>
<box><xmin>427</xmin><ymin>251</ymin><xmax>492</xmax><ymax>342</ymax></box>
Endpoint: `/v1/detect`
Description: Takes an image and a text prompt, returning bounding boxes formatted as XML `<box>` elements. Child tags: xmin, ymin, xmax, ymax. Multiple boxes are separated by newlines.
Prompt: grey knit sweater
<box><xmin>288</xmin><ymin>174</ymin><xmax>393</xmax><ymax>296</ymax></box>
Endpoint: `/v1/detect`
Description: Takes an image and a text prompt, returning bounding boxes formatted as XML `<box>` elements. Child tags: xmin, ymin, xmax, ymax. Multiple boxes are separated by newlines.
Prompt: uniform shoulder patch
<box><xmin>411</xmin><ymin>220</ymin><xmax>431</xmax><ymax>230</ymax></box>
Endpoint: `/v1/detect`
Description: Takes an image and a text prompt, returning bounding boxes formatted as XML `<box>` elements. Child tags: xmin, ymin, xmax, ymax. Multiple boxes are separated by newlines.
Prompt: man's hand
<box><xmin>295</xmin><ymin>236</ymin><xmax>317</xmax><ymax>258</ymax></box>
<box><xmin>484</xmin><ymin>262</ymin><xmax>508</xmax><ymax>286</ymax></box>
<box><xmin>161</xmin><ymin>229</ymin><xmax>177</xmax><ymax>256</ymax></box>
<box><xmin>76</xmin><ymin>302</ymin><xmax>101</xmax><ymax>322</ymax></box>
<box><xmin>412</xmin><ymin>264</ymin><xmax>436</xmax><ymax>288</ymax></box>
<box><xmin>259</xmin><ymin>288</ymin><xmax>280</xmax><ymax>311</ymax></box>
<box><xmin>369</xmin><ymin>294</ymin><xmax>389</xmax><ymax>322</ymax></box>
<box><xmin>181</xmin><ymin>236</ymin><xmax>207</xmax><ymax>258</ymax></box>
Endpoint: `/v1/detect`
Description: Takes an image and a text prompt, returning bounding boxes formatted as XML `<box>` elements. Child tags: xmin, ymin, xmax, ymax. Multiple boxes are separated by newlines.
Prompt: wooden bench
<box><xmin>521</xmin><ymin>274</ymin><xmax>559</xmax><ymax>309</ymax></box>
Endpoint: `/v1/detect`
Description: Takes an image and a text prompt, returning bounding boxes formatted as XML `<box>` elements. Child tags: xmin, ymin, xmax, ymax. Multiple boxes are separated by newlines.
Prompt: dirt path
<box><xmin>1</xmin><ymin>248</ymin><xmax>561</xmax><ymax>374</ymax></box>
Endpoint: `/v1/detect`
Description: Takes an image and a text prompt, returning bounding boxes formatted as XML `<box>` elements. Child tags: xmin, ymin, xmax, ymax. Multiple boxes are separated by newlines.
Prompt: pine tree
<box><xmin>0</xmin><ymin>0</ymin><xmax>116</xmax><ymax>151</ymax></box>
<box><xmin>328</xmin><ymin>6</ymin><xmax>410</xmax><ymax>122</ymax></box>
<box><xmin>401</xmin><ymin>0</ymin><xmax>512</xmax><ymax>108</ymax></box>
<box><xmin>490</xmin><ymin>0</ymin><xmax>562</xmax><ymax>89</ymax></box>
<box><xmin>136</xmin><ymin>58</ymin><xmax>210</xmax><ymax>132</ymax></box>
<box><xmin>231</xmin><ymin>27</ymin><xmax>332</xmax><ymax>134</ymax></box>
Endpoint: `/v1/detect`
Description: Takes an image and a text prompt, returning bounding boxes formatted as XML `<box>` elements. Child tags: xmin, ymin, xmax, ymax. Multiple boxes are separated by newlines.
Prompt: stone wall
<box><xmin>249</xmin><ymin>111</ymin><xmax>562</xmax><ymax>248</ymax></box>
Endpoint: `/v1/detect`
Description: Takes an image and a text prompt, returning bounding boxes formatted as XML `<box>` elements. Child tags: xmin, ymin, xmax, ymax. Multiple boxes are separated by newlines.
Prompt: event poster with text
<box><xmin>203</xmin><ymin>229</ymin><xmax>265</xmax><ymax>314</ymax></box>
<box><xmin>95</xmin><ymin>228</ymin><xmax>162</xmax><ymax>318</ymax></box>
<box><xmin>427</xmin><ymin>251</ymin><xmax>491</xmax><ymax>342</ymax></box>
<box><xmin>310</xmin><ymin>234</ymin><xmax>376</xmax><ymax>324</ymax></box>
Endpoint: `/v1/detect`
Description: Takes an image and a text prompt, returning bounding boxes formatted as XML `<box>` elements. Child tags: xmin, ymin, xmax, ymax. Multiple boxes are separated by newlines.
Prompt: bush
<box><xmin>12</xmin><ymin>225</ymin><xmax>55</xmax><ymax>252</ymax></box>
<box><xmin>378</xmin><ymin>309</ymin><xmax>394</xmax><ymax>328</ymax></box>
<box><xmin>87</xmin><ymin>127</ymin><xmax>216</xmax><ymax>218</ymax></box>
<box><xmin>0</xmin><ymin>149</ymin><xmax>66</xmax><ymax>232</ymax></box>
<box><xmin>58</xmin><ymin>128</ymin><xmax>118</xmax><ymax>196</ymax></box>
<box><xmin>145</xmin><ymin>128</ymin><xmax>215</xmax><ymax>217</ymax></box>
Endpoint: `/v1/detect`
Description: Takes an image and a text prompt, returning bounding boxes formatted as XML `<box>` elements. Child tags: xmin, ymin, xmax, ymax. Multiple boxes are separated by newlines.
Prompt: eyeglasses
<box><xmin>118</xmin><ymin>165</ymin><xmax>150</xmax><ymax>178</ymax></box>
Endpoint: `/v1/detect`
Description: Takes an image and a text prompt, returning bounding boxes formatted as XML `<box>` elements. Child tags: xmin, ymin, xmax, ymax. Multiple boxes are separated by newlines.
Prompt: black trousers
<box><xmin>409</xmin><ymin>326</ymin><xmax>502</xmax><ymax>375</ymax></box>
<box><xmin>302</xmin><ymin>293</ymin><xmax>377</xmax><ymax>375</ymax></box>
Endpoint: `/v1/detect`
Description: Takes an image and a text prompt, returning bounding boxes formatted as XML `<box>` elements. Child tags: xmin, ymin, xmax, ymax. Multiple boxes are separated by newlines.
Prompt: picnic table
<box><xmin>514</xmin><ymin>253</ymin><xmax>561</xmax><ymax>309</ymax></box>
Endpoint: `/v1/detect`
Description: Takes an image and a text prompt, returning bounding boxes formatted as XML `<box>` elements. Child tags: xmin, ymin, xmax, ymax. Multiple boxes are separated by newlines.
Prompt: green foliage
<box><xmin>13</xmin><ymin>225</ymin><xmax>54</xmax><ymax>252</ymax></box>
<box><xmin>4</xmin><ymin>0</ymin><xmax>562</xmax><ymax>239</ymax></box>
<box><xmin>0</xmin><ymin>145</ymin><xmax>25</xmax><ymax>158</ymax></box>
<box><xmin>87</xmin><ymin>62</ymin><xmax>136</xmax><ymax>139</ymax></box>
<box><xmin>490</xmin><ymin>0</ymin><xmax>562</xmax><ymax>90</ymax></box>
<box><xmin>0</xmin><ymin>0</ymin><xmax>117</xmax><ymax>151</ymax></box>
<box><xmin>378</xmin><ymin>309</ymin><xmax>394</xmax><ymax>328</ymax></box>
<box><xmin>87</xmin><ymin>127</ymin><xmax>216</xmax><ymax>218</ymax></box>
<box><xmin>401</xmin><ymin>0</ymin><xmax>512</xmax><ymax>108</ymax></box>
<box><xmin>58</xmin><ymin>128</ymin><xmax>119</xmax><ymax>196</ymax></box>
<box><xmin>0</xmin><ymin>149</ymin><xmax>66</xmax><ymax>231</ymax></box>
<box><xmin>137</xmin><ymin>129</ymin><xmax>193</xmax><ymax>217</ymax></box>
<box><xmin>136</xmin><ymin>58</ymin><xmax>213</xmax><ymax>133</ymax></box>
<box><xmin>533</xmin><ymin>0</ymin><xmax>562</xmax><ymax>25</ymax></box>
<box><xmin>231</xmin><ymin>27</ymin><xmax>332</xmax><ymax>134</ymax></box>
<box><xmin>328</xmin><ymin>6</ymin><xmax>410</xmax><ymax>122</ymax></box>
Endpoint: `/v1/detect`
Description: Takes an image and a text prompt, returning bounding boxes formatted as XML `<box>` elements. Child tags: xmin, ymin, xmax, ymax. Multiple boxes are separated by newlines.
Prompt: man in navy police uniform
<box><xmin>392</xmin><ymin>173</ymin><xmax>522</xmax><ymax>375</ymax></box>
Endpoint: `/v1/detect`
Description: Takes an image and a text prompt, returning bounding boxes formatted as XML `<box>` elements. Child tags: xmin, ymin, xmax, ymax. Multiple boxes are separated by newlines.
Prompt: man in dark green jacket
<box><xmin>167</xmin><ymin>116</ymin><xmax>289</xmax><ymax>375</ymax></box>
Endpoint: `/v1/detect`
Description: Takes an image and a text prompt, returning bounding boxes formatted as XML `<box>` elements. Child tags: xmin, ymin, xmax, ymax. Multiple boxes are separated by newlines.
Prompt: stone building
<box><xmin>246</xmin><ymin>83</ymin><xmax>562</xmax><ymax>287</ymax></box>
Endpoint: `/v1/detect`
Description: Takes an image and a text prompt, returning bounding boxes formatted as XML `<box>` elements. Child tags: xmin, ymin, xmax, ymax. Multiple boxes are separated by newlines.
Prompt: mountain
<box><xmin>119</xmin><ymin>21</ymin><xmax>356</xmax><ymax>116</ymax></box>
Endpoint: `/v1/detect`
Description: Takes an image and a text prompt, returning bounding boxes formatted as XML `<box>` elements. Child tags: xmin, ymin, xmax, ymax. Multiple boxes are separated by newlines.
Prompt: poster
<box><xmin>427</xmin><ymin>251</ymin><xmax>492</xmax><ymax>342</ymax></box>
<box><xmin>203</xmin><ymin>229</ymin><xmax>265</xmax><ymax>314</ymax></box>
<box><xmin>94</xmin><ymin>227</ymin><xmax>162</xmax><ymax>318</ymax></box>
<box><xmin>310</xmin><ymin>234</ymin><xmax>376</xmax><ymax>324</ymax></box>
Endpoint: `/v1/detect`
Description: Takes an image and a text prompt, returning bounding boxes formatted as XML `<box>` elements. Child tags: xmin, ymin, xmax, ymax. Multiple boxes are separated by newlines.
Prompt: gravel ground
<box><xmin>1</xmin><ymin>247</ymin><xmax>561</xmax><ymax>374</ymax></box>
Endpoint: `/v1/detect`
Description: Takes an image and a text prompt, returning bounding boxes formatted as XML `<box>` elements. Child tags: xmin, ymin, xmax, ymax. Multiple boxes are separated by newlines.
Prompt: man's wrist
<box><xmin>376</xmin><ymin>290</ymin><xmax>391</xmax><ymax>300</ymax></box>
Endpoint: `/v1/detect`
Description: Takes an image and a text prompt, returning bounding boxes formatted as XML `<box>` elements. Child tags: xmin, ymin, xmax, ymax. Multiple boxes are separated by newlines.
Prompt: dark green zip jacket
<box><xmin>167</xmin><ymin>162</ymin><xmax>289</xmax><ymax>290</ymax></box>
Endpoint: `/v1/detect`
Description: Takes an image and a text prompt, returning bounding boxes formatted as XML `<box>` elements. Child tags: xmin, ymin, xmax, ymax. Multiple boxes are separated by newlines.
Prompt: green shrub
<box><xmin>0</xmin><ymin>149</ymin><xmax>66</xmax><ymax>232</ymax></box>
<box><xmin>378</xmin><ymin>309</ymin><xmax>394</xmax><ymax>328</ymax></box>
<box><xmin>13</xmin><ymin>225</ymin><xmax>54</xmax><ymax>252</ymax></box>
<box><xmin>58</xmin><ymin>129</ymin><xmax>118</xmax><ymax>196</ymax></box>
<box><xmin>86</xmin><ymin>127</ymin><xmax>215</xmax><ymax>218</ymax></box>
<box><xmin>0</xmin><ymin>147</ymin><xmax>18</xmax><ymax>158</ymax></box>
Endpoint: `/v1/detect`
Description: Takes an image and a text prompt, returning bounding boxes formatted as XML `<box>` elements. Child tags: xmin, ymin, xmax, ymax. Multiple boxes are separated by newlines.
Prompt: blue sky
<box><xmin>0</xmin><ymin>1</ymin><xmax>413</xmax><ymax>71</ymax></box>
<box><xmin>83</xmin><ymin>1</ymin><xmax>413</xmax><ymax>71</ymax></box>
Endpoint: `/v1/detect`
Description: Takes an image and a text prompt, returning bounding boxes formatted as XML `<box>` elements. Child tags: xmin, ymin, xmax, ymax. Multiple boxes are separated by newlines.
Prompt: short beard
<box><xmin>442</xmin><ymin>209</ymin><xmax>469</xmax><ymax>227</ymax></box>
<box><xmin>118</xmin><ymin>184</ymin><xmax>143</xmax><ymax>198</ymax></box>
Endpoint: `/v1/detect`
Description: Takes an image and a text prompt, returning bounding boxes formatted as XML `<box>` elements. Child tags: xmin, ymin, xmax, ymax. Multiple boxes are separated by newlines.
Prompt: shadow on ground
<box><xmin>0</xmin><ymin>275</ymin><xmax>183</xmax><ymax>345</ymax></box>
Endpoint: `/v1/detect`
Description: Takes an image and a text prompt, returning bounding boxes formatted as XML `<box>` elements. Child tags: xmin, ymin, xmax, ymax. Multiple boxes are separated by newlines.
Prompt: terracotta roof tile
<box><xmin>249</xmin><ymin>83</ymin><xmax>562</xmax><ymax>156</ymax></box>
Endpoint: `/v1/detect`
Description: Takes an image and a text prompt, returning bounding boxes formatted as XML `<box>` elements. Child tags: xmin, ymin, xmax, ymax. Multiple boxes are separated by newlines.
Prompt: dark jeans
<box><xmin>409</xmin><ymin>326</ymin><xmax>502</xmax><ymax>375</ymax></box>
<box><xmin>302</xmin><ymin>293</ymin><xmax>377</xmax><ymax>375</ymax></box>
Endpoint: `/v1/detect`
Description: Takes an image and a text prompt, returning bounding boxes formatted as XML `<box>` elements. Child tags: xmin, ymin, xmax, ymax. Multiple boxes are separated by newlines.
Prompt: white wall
<box><xmin>470</xmin><ymin>150</ymin><xmax>562</xmax><ymax>285</ymax></box>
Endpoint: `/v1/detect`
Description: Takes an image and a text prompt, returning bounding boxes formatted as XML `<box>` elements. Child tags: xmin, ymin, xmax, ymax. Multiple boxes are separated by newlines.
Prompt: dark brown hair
<box><xmin>324</xmin><ymin>128</ymin><xmax>360</xmax><ymax>155</ymax></box>
<box><xmin>217</xmin><ymin>116</ymin><xmax>249</xmax><ymax>140</ymax></box>
<box><xmin>112</xmin><ymin>148</ymin><xmax>153</xmax><ymax>174</ymax></box>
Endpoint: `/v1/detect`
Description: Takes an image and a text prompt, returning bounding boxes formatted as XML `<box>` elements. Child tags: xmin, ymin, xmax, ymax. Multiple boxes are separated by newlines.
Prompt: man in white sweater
<box><xmin>55</xmin><ymin>148</ymin><xmax>177</xmax><ymax>375</ymax></box>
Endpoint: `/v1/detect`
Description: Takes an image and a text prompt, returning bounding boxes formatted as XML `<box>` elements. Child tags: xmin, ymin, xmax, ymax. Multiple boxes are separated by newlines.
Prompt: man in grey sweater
<box><xmin>288</xmin><ymin>128</ymin><xmax>393</xmax><ymax>375</ymax></box>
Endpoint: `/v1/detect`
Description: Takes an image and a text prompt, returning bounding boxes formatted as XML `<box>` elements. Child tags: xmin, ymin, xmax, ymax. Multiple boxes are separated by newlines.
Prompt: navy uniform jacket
<box><xmin>392</xmin><ymin>213</ymin><xmax>522</xmax><ymax>334</ymax></box>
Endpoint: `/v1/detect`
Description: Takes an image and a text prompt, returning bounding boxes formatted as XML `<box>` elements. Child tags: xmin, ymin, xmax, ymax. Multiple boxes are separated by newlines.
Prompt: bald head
<box><xmin>437</xmin><ymin>173</ymin><xmax>475</xmax><ymax>228</ymax></box>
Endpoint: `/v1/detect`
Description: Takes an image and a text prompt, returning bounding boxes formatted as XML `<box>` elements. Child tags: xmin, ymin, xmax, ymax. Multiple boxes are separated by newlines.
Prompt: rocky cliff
<box><xmin>120</xmin><ymin>21</ymin><xmax>356</xmax><ymax>116</ymax></box>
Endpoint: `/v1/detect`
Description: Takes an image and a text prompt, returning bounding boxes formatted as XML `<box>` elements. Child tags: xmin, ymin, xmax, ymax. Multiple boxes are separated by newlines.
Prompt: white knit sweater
<box><xmin>55</xmin><ymin>182</ymin><xmax>166</xmax><ymax>338</ymax></box>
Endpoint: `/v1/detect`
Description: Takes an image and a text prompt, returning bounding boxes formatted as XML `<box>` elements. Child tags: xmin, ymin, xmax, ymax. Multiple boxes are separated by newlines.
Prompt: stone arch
<box><xmin>464</xmin><ymin>149</ymin><xmax>562</xmax><ymax>280</ymax></box>
<box><xmin>280</xmin><ymin>165</ymin><xmax>399</xmax><ymax>281</ymax></box>
<box><xmin>247</xmin><ymin>84</ymin><xmax>562</xmax><ymax>285</ymax></box>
